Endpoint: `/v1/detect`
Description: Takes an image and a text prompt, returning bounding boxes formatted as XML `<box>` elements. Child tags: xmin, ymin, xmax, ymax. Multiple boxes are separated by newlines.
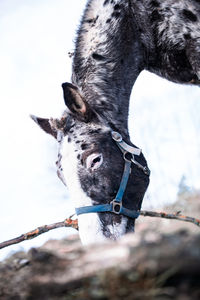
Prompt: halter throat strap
<box><xmin>75</xmin><ymin>131</ymin><xmax>150</xmax><ymax>219</ymax></box>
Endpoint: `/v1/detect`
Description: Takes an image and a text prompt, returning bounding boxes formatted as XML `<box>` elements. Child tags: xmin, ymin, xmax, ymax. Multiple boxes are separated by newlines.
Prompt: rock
<box><xmin>0</xmin><ymin>231</ymin><xmax>200</xmax><ymax>300</ymax></box>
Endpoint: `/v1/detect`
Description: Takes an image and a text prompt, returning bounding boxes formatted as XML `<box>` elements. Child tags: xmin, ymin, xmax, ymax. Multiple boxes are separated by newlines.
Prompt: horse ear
<box><xmin>62</xmin><ymin>82</ymin><xmax>93</xmax><ymax>122</ymax></box>
<box><xmin>30</xmin><ymin>115</ymin><xmax>57</xmax><ymax>138</ymax></box>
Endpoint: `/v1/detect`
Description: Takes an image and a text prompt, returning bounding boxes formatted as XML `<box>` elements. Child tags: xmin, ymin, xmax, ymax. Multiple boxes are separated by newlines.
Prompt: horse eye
<box><xmin>86</xmin><ymin>153</ymin><xmax>103</xmax><ymax>171</ymax></box>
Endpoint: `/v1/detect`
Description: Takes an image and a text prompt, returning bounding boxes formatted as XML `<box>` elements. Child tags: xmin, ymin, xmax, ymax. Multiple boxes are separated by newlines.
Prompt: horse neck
<box><xmin>72</xmin><ymin>0</ymin><xmax>146</xmax><ymax>133</ymax></box>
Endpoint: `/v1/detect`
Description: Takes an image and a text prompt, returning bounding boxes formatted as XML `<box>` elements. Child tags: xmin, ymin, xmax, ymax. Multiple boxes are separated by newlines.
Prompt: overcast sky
<box><xmin>0</xmin><ymin>0</ymin><xmax>199</xmax><ymax>260</ymax></box>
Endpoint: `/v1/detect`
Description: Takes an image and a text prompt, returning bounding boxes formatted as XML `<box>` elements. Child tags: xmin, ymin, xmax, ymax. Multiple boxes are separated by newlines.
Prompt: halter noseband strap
<box><xmin>75</xmin><ymin>131</ymin><xmax>150</xmax><ymax>219</ymax></box>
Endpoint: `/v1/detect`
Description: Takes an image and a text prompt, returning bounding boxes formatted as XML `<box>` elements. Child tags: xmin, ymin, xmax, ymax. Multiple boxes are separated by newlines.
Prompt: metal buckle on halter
<box><xmin>143</xmin><ymin>166</ymin><xmax>151</xmax><ymax>176</ymax></box>
<box><xmin>111</xmin><ymin>131</ymin><xmax>123</xmax><ymax>143</ymax></box>
<box><xmin>131</xmin><ymin>156</ymin><xmax>151</xmax><ymax>176</ymax></box>
<box><xmin>111</xmin><ymin>200</ymin><xmax>122</xmax><ymax>214</ymax></box>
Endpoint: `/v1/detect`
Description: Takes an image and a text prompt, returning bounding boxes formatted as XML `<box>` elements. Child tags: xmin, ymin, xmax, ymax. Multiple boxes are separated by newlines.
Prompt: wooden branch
<box><xmin>0</xmin><ymin>210</ymin><xmax>199</xmax><ymax>250</ymax></box>
<box><xmin>0</xmin><ymin>217</ymin><xmax>78</xmax><ymax>250</ymax></box>
<box><xmin>140</xmin><ymin>210</ymin><xmax>200</xmax><ymax>226</ymax></box>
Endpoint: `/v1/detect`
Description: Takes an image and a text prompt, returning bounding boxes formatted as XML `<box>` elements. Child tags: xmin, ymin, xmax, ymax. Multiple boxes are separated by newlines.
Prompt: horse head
<box><xmin>32</xmin><ymin>82</ymin><xmax>150</xmax><ymax>244</ymax></box>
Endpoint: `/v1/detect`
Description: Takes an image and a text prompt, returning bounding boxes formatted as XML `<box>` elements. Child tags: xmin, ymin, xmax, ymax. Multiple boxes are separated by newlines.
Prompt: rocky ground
<box><xmin>0</xmin><ymin>191</ymin><xmax>199</xmax><ymax>300</ymax></box>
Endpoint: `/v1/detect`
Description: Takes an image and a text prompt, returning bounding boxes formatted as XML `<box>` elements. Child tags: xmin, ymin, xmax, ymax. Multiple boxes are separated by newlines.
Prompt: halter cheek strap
<box><xmin>75</xmin><ymin>131</ymin><xmax>150</xmax><ymax>219</ymax></box>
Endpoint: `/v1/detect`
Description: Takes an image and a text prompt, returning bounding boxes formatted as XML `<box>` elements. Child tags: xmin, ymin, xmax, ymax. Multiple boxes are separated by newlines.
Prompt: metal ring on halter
<box><xmin>123</xmin><ymin>151</ymin><xmax>133</xmax><ymax>162</ymax></box>
<box><xmin>111</xmin><ymin>200</ymin><xmax>122</xmax><ymax>214</ymax></box>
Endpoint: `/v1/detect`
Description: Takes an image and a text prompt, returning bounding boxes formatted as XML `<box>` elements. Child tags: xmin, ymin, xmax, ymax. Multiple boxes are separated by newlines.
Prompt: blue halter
<box><xmin>75</xmin><ymin>131</ymin><xmax>150</xmax><ymax>219</ymax></box>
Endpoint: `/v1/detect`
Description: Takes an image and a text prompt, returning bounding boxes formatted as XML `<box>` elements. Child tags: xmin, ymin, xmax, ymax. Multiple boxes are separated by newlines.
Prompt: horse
<box><xmin>32</xmin><ymin>0</ymin><xmax>200</xmax><ymax>244</ymax></box>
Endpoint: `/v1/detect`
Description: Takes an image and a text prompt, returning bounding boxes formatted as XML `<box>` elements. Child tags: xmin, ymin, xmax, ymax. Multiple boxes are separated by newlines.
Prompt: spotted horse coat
<box><xmin>32</xmin><ymin>0</ymin><xmax>200</xmax><ymax>244</ymax></box>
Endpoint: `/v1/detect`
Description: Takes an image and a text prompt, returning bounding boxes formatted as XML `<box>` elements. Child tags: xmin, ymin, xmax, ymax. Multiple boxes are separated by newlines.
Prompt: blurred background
<box><xmin>0</xmin><ymin>0</ymin><xmax>199</xmax><ymax>260</ymax></box>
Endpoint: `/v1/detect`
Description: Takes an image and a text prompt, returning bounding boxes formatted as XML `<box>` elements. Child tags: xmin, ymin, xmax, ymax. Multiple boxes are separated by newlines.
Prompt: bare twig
<box><xmin>0</xmin><ymin>217</ymin><xmax>78</xmax><ymax>250</ymax></box>
<box><xmin>140</xmin><ymin>210</ymin><xmax>200</xmax><ymax>226</ymax></box>
<box><xmin>0</xmin><ymin>210</ymin><xmax>199</xmax><ymax>250</ymax></box>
